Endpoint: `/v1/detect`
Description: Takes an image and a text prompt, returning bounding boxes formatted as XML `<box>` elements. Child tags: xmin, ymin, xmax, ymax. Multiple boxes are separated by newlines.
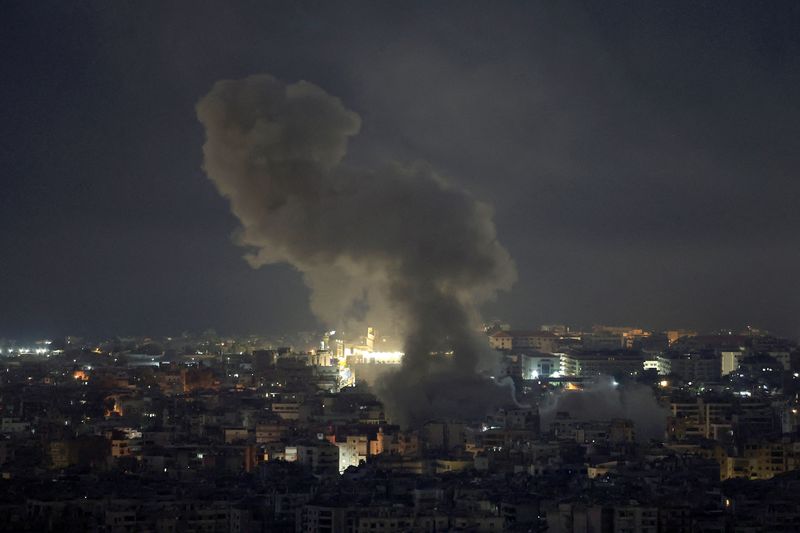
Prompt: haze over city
<box><xmin>3</xmin><ymin>1</ymin><xmax>800</xmax><ymax>339</ymax></box>
<box><xmin>3</xmin><ymin>2</ymin><xmax>800</xmax><ymax>533</ymax></box>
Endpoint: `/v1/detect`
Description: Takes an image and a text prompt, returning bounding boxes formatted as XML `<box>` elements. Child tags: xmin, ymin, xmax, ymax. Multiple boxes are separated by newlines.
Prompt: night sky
<box><xmin>3</xmin><ymin>1</ymin><xmax>800</xmax><ymax>339</ymax></box>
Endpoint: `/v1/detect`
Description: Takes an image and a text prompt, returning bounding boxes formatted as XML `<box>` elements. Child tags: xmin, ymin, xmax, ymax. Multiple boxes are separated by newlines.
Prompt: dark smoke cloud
<box><xmin>539</xmin><ymin>377</ymin><xmax>668</xmax><ymax>442</ymax></box>
<box><xmin>196</xmin><ymin>74</ymin><xmax>517</xmax><ymax>426</ymax></box>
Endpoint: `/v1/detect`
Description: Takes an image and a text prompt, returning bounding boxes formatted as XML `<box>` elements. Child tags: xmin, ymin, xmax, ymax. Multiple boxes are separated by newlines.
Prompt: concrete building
<box><xmin>489</xmin><ymin>330</ymin><xmax>558</xmax><ymax>353</ymax></box>
<box><xmin>561</xmin><ymin>351</ymin><xmax>644</xmax><ymax>377</ymax></box>
<box><xmin>658</xmin><ymin>352</ymin><xmax>721</xmax><ymax>383</ymax></box>
<box><xmin>721</xmin><ymin>350</ymin><xmax>746</xmax><ymax>376</ymax></box>
<box><xmin>521</xmin><ymin>352</ymin><xmax>561</xmax><ymax>379</ymax></box>
<box><xmin>293</xmin><ymin>440</ymin><xmax>339</xmax><ymax>477</ymax></box>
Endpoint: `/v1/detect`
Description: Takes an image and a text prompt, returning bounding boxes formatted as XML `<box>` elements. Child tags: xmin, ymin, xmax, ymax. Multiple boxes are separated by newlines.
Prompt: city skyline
<box><xmin>3</xmin><ymin>3</ymin><xmax>800</xmax><ymax>531</ymax></box>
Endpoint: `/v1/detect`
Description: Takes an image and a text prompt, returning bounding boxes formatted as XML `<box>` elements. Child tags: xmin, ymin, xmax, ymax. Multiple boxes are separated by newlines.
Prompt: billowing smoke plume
<box><xmin>538</xmin><ymin>377</ymin><xmax>668</xmax><ymax>441</ymax></box>
<box><xmin>196</xmin><ymin>74</ymin><xmax>517</xmax><ymax>425</ymax></box>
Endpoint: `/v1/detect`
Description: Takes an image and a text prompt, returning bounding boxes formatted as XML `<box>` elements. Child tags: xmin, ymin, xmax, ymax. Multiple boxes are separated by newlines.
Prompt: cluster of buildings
<box><xmin>0</xmin><ymin>324</ymin><xmax>799</xmax><ymax>531</ymax></box>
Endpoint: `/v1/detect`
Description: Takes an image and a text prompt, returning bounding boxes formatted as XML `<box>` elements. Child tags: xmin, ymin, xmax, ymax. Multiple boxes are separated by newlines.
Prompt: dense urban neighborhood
<box><xmin>2</xmin><ymin>324</ymin><xmax>800</xmax><ymax>531</ymax></box>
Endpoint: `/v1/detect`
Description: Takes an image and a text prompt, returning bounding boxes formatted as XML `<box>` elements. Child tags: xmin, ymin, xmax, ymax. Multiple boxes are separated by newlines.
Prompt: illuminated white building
<box><xmin>521</xmin><ymin>353</ymin><xmax>561</xmax><ymax>379</ymax></box>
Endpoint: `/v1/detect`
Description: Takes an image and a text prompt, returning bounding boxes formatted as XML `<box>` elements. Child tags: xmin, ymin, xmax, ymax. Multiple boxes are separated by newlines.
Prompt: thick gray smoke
<box><xmin>538</xmin><ymin>377</ymin><xmax>668</xmax><ymax>441</ymax></box>
<box><xmin>196</xmin><ymin>74</ymin><xmax>517</xmax><ymax>426</ymax></box>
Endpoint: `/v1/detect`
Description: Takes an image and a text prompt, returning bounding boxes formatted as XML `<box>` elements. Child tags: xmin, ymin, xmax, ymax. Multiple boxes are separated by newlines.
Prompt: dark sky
<box><xmin>2</xmin><ymin>1</ymin><xmax>800</xmax><ymax>339</ymax></box>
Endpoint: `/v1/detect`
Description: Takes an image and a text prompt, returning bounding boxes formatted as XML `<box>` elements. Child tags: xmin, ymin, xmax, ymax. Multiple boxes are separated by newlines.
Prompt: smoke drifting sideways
<box><xmin>538</xmin><ymin>377</ymin><xmax>668</xmax><ymax>442</ymax></box>
<box><xmin>196</xmin><ymin>74</ymin><xmax>517</xmax><ymax>427</ymax></box>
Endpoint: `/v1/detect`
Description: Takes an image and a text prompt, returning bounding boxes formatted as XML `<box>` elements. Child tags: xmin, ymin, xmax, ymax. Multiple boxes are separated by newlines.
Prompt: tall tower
<box><xmin>366</xmin><ymin>327</ymin><xmax>375</xmax><ymax>352</ymax></box>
